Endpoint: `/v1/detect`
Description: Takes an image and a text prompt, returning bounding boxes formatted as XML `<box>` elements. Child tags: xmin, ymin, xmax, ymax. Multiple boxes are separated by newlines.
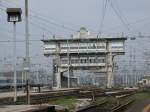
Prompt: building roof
<box><xmin>41</xmin><ymin>37</ymin><xmax>127</xmax><ymax>43</ymax></box>
<box><xmin>42</xmin><ymin>27</ymin><xmax>127</xmax><ymax>43</ymax></box>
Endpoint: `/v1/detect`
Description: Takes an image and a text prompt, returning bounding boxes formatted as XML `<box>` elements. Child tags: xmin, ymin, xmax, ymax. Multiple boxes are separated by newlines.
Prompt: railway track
<box><xmin>76</xmin><ymin>100</ymin><xmax>134</xmax><ymax>112</ymax></box>
<box><xmin>111</xmin><ymin>99</ymin><xmax>134</xmax><ymax>112</ymax></box>
<box><xmin>0</xmin><ymin>89</ymin><xmax>81</xmax><ymax>105</ymax></box>
<box><xmin>0</xmin><ymin>88</ymin><xmax>136</xmax><ymax>106</ymax></box>
<box><xmin>76</xmin><ymin>91</ymin><xmax>135</xmax><ymax>112</ymax></box>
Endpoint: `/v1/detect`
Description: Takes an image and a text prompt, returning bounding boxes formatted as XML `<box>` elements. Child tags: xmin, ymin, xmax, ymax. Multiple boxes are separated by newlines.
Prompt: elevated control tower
<box><xmin>42</xmin><ymin>28</ymin><xmax>127</xmax><ymax>88</ymax></box>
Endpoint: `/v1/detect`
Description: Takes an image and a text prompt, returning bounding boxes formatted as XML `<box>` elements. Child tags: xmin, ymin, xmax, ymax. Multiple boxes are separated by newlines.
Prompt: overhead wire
<box><xmin>0</xmin><ymin>39</ymin><xmax>42</xmax><ymax>43</ymax></box>
<box><xmin>0</xmin><ymin>4</ymin><xmax>53</xmax><ymax>38</ymax></box>
<box><xmin>0</xmin><ymin>22</ymin><xmax>49</xmax><ymax>38</ymax></box>
<box><xmin>29</xmin><ymin>21</ymin><xmax>54</xmax><ymax>35</ymax></box>
<box><xmin>1</xmin><ymin>0</ymin><xmax>150</xmax><ymax>38</ymax></box>
<box><xmin>112</xmin><ymin>0</ymin><xmax>130</xmax><ymax>28</ymax></box>
<box><xmin>111</xmin><ymin>0</ymin><xmax>146</xmax><ymax>37</ymax></box>
<box><xmin>103</xmin><ymin>16</ymin><xmax>150</xmax><ymax>34</ymax></box>
<box><xmin>108</xmin><ymin>0</ymin><xmax>131</xmax><ymax>33</ymax></box>
<box><xmin>0</xmin><ymin>3</ymin><xmax>54</xmax><ymax>37</ymax></box>
<box><xmin>98</xmin><ymin>0</ymin><xmax>108</xmax><ymax>36</ymax></box>
<box><xmin>2</xmin><ymin>0</ymin><xmax>78</xmax><ymax>32</ymax></box>
<box><xmin>0</xmin><ymin>1</ymin><xmax>77</xmax><ymax>37</ymax></box>
<box><xmin>29</xmin><ymin>14</ymin><xmax>76</xmax><ymax>32</ymax></box>
<box><xmin>0</xmin><ymin>1</ymin><xmax>54</xmax><ymax>68</ymax></box>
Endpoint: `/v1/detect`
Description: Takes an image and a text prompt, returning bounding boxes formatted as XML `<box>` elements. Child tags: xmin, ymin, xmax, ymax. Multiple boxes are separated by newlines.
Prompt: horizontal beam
<box><xmin>41</xmin><ymin>37</ymin><xmax>127</xmax><ymax>43</ymax></box>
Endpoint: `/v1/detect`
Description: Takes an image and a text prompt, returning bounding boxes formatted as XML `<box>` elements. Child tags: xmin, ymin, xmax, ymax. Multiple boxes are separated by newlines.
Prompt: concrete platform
<box><xmin>0</xmin><ymin>91</ymin><xmax>42</xmax><ymax>99</ymax></box>
<box><xmin>0</xmin><ymin>105</ymin><xmax>55</xmax><ymax>112</ymax></box>
<box><xmin>0</xmin><ymin>88</ymin><xmax>80</xmax><ymax>99</ymax></box>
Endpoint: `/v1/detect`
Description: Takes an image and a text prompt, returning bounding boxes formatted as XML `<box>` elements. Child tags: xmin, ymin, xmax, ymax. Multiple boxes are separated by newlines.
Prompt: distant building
<box><xmin>0</xmin><ymin>69</ymin><xmax>49</xmax><ymax>87</ymax></box>
<box><xmin>139</xmin><ymin>76</ymin><xmax>150</xmax><ymax>86</ymax></box>
<box><xmin>0</xmin><ymin>71</ymin><xmax>24</xmax><ymax>87</ymax></box>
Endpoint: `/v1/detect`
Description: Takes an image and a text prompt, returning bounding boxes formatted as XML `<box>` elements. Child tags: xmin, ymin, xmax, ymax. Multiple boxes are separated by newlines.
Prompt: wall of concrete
<box><xmin>61</xmin><ymin>74</ymin><xmax>78</xmax><ymax>88</ymax></box>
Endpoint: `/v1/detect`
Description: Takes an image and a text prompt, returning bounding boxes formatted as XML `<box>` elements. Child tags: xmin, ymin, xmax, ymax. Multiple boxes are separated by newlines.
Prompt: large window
<box><xmin>79</xmin><ymin>43</ymin><xmax>87</xmax><ymax>49</ymax></box>
<box><xmin>45</xmin><ymin>48</ymin><xmax>56</xmax><ymax>50</ymax></box>
<box><xmin>111</xmin><ymin>42</ymin><xmax>124</xmax><ymax>50</ymax></box>
<box><xmin>97</xmin><ymin>46</ymin><xmax>106</xmax><ymax>49</ymax></box>
<box><xmin>61</xmin><ymin>59</ymin><xmax>68</xmax><ymax>64</ymax></box>
<box><xmin>71</xmin><ymin>58</ymin><xmax>79</xmax><ymax>64</ymax></box>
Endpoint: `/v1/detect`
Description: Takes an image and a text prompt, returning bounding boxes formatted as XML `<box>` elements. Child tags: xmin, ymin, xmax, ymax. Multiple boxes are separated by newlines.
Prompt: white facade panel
<box><xmin>59</xmin><ymin>42</ymin><xmax>107</xmax><ymax>53</ymax></box>
<box><xmin>109</xmin><ymin>41</ymin><xmax>124</xmax><ymax>52</ymax></box>
<box><xmin>43</xmin><ymin>38</ymin><xmax>126</xmax><ymax>55</ymax></box>
<box><xmin>43</xmin><ymin>44</ymin><xmax>56</xmax><ymax>54</ymax></box>
<box><xmin>44</xmin><ymin>44</ymin><xmax>56</xmax><ymax>48</ymax></box>
<box><xmin>60</xmin><ymin>63</ymin><xmax>106</xmax><ymax>67</ymax></box>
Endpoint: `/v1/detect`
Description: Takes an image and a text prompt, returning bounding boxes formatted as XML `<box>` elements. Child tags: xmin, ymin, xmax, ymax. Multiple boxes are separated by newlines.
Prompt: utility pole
<box><xmin>7</xmin><ymin>8</ymin><xmax>22</xmax><ymax>103</ymax></box>
<box><xmin>133</xmin><ymin>48</ymin><xmax>136</xmax><ymax>86</ymax></box>
<box><xmin>25</xmin><ymin>0</ymin><xmax>30</xmax><ymax>105</ymax></box>
<box><xmin>67</xmin><ymin>39</ymin><xmax>70</xmax><ymax>88</ymax></box>
<box><xmin>13</xmin><ymin>22</ymin><xmax>17</xmax><ymax>102</ymax></box>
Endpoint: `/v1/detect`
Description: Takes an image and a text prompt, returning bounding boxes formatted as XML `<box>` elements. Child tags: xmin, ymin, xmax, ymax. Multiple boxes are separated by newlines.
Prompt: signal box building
<box><xmin>42</xmin><ymin>28</ymin><xmax>127</xmax><ymax>88</ymax></box>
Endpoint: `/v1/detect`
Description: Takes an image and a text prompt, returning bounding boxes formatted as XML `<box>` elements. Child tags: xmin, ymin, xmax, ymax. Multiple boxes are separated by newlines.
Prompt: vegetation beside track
<box><xmin>49</xmin><ymin>96</ymin><xmax>78</xmax><ymax>110</ymax></box>
<box><xmin>11</xmin><ymin>91</ymin><xmax>150</xmax><ymax>112</ymax></box>
<box><xmin>133</xmin><ymin>92</ymin><xmax>150</xmax><ymax>101</ymax></box>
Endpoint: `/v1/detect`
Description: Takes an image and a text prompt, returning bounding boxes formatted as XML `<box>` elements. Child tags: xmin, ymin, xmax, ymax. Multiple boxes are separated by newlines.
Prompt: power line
<box><xmin>1</xmin><ymin>1</ymin><xmax>77</xmax><ymax>32</ymax></box>
<box><xmin>0</xmin><ymin>39</ymin><xmax>42</xmax><ymax>43</ymax></box>
<box><xmin>0</xmin><ymin>34</ymin><xmax>150</xmax><ymax>43</ymax></box>
<box><xmin>29</xmin><ymin>14</ymin><xmax>76</xmax><ymax>32</ymax></box>
<box><xmin>0</xmin><ymin>25</ymin><xmax>47</xmax><ymax>38</ymax></box>
<box><xmin>0</xmin><ymin>3</ymin><xmax>73</xmax><ymax>36</ymax></box>
<box><xmin>103</xmin><ymin>17</ymin><xmax>150</xmax><ymax>36</ymax></box>
<box><xmin>1</xmin><ymin>0</ymin><xmax>150</xmax><ymax>36</ymax></box>
<box><xmin>112</xmin><ymin>0</ymin><xmax>130</xmax><ymax>28</ymax></box>
<box><xmin>109</xmin><ymin>0</ymin><xmax>131</xmax><ymax>33</ymax></box>
<box><xmin>0</xmin><ymin>6</ymin><xmax>54</xmax><ymax>37</ymax></box>
<box><xmin>29</xmin><ymin>21</ymin><xmax>54</xmax><ymax>35</ymax></box>
<box><xmin>1</xmin><ymin>0</ymin><xmax>150</xmax><ymax>37</ymax></box>
<box><xmin>98</xmin><ymin>0</ymin><xmax>108</xmax><ymax>36</ymax></box>
<box><xmin>0</xmin><ymin>5</ymin><xmax>53</xmax><ymax>35</ymax></box>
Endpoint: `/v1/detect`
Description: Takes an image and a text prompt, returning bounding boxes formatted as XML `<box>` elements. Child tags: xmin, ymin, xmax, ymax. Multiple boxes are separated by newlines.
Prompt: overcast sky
<box><xmin>0</xmin><ymin>0</ymin><xmax>150</xmax><ymax>70</ymax></box>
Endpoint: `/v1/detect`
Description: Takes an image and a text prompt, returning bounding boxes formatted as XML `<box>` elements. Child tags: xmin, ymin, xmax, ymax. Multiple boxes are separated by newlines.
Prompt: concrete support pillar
<box><xmin>69</xmin><ymin>67</ymin><xmax>75</xmax><ymax>87</ymax></box>
<box><xmin>69</xmin><ymin>67</ymin><xmax>73</xmax><ymax>77</ymax></box>
<box><xmin>52</xmin><ymin>59</ymin><xmax>56</xmax><ymax>88</ymax></box>
<box><xmin>92</xmin><ymin>74</ymin><xmax>96</xmax><ymax>86</ymax></box>
<box><xmin>55</xmin><ymin>43</ymin><xmax>61</xmax><ymax>89</ymax></box>
<box><xmin>77</xmin><ymin>77</ymin><xmax>80</xmax><ymax>86</ymax></box>
<box><xmin>107</xmin><ymin>52</ymin><xmax>114</xmax><ymax>88</ymax></box>
<box><xmin>56</xmin><ymin>67</ymin><xmax>61</xmax><ymax>89</ymax></box>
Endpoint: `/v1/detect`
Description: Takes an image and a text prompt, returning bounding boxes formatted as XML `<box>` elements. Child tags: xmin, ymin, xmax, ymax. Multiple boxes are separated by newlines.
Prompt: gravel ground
<box><xmin>125</xmin><ymin>99</ymin><xmax>150</xmax><ymax>112</ymax></box>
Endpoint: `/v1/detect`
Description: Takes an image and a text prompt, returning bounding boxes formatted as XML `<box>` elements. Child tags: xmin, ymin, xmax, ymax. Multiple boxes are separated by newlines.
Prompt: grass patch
<box><xmin>133</xmin><ymin>92</ymin><xmax>150</xmax><ymax>101</ymax></box>
<box><xmin>99</xmin><ymin>97</ymin><xmax>118</xmax><ymax>108</ymax></box>
<box><xmin>49</xmin><ymin>96</ymin><xmax>77</xmax><ymax>110</ymax></box>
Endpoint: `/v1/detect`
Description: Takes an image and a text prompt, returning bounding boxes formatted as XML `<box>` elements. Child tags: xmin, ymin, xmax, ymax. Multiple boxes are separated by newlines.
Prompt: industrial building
<box><xmin>42</xmin><ymin>27</ymin><xmax>127</xmax><ymax>89</ymax></box>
